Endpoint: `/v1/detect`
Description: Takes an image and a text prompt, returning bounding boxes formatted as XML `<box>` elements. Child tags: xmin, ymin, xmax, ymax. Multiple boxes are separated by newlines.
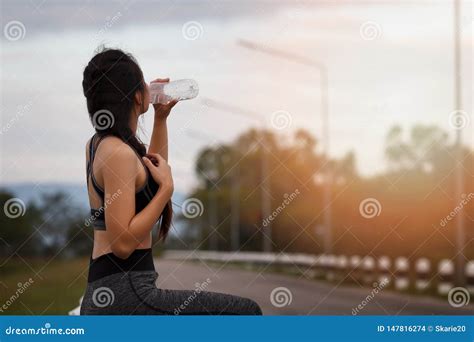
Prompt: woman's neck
<box><xmin>129</xmin><ymin>109</ymin><xmax>140</xmax><ymax>133</ymax></box>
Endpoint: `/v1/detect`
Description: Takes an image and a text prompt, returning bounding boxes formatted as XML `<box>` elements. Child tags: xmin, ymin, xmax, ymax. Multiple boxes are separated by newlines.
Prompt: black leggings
<box><xmin>80</xmin><ymin>249</ymin><xmax>262</xmax><ymax>315</ymax></box>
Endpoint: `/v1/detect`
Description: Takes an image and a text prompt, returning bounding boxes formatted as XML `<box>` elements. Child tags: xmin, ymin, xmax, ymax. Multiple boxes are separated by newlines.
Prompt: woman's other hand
<box><xmin>142</xmin><ymin>153</ymin><xmax>174</xmax><ymax>197</ymax></box>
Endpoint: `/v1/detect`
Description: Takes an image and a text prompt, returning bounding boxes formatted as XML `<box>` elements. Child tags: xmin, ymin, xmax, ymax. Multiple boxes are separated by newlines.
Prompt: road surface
<box><xmin>154</xmin><ymin>258</ymin><xmax>473</xmax><ymax>315</ymax></box>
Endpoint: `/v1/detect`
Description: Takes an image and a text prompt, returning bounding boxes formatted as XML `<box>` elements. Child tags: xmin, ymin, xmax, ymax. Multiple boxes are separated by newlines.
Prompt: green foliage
<box><xmin>181</xmin><ymin>125</ymin><xmax>473</xmax><ymax>260</ymax></box>
<box><xmin>1</xmin><ymin>124</ymin><xmax>472</xmax><ymax>261</ymax></box>
<box><xmin>0</xmin><ymin>190</ymin><xmax>90</xmax><ymax>258</ymax></box>
<box><xmin>0</xmin><ymin>191</ymin><xmax>42</xmax><ymax>257</ymax></box>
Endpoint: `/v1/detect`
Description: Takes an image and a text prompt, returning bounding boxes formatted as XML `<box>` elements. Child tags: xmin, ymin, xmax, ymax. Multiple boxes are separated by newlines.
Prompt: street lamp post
<box><xmin>237</xmin><ymin>39</ymin><xmax>332</xmax><ymax>253</ymax></box>
<box><xmin>453</xmin><ymin>0</ymin><xmax>465</xmax><ymax>286</ymax></box>
<box><xmin>260</xmin><ymin>131</ymin><xmax>272</xmax><ymax>253</ymax></box>
<box><xmin>201</xmin><ymin>98</ymin><xmax>272</xmax><ymax>252</ymax></box>
<box><xmin>230</xmin><ymin>166</ymin><xmax>240</xmax><ymax>251</ymax></box>
<box><xmin>185</xmin><ymin>129</ymin><xmax>220</xmax><ymax>250</ymax></box>
<box><xmin>208</xmin><ymin>181</ymin><xmax>218</xmax><ymax>250</ymax></box>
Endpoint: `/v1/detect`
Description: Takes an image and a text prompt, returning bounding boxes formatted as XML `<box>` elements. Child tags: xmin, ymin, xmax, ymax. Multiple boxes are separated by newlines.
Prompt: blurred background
<box><xmin>0</xmin><ymin>0</ymin><xmax>473</xmax><ymax>315</ymax></box>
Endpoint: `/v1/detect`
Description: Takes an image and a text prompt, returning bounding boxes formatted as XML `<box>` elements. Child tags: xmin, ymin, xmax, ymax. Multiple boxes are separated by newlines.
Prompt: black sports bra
<box><xmin>86</xmin><ymin>133</ymin><xmax>159</xmax><ymax>230</ymax></box>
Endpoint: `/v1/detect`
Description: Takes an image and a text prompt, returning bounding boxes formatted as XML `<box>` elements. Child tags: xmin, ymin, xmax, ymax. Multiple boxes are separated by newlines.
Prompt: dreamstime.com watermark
<box><xmin>92</xmin><ymin>287</ymin><xmax>115</xmax><ymax>308</ymax></box>
<box><xmin>3</xmin><ymin>198</ymin><xmax>26</xmax><ymax>219</ymax></box>
<box><xmin>270</xmin><ymin>110</ymin><xmax>292</xmax><ymax>130</ymax></box>
<box><xmin>262</xmin><ymin>189</ymin><xmax>300</xmax><ymax>227</ymax></box>
<box><xmin>174</xmin><ymin>278</ymin><xmax>212</xmax><ymax>315</ymax></box>
<box><xmin>0</xmin><ymin>278</ymin><xmax>34</xmax><ymax>313</ymax></box>
<box><xmin>4</xmin><ymin>323</ymin><xmax>84</xmax><ymax>336</ymax></box>
<box><xmin>182</xmin><ymin>21</ymin><xmax>204</xmax><ymax>40</ymax></box>
<box><xmin>181</xmin><ymin>197</ymin><xmax>204</xmax><ymax>219</ymax></box>
<box><xmin>351</xmin><ymin>279</ymin><xmax>389</xmax><ymax>315</ymax></box>
<box><xmin>270</xmin><ymin>287</ymin><xmax>293</xmax><ymax>308</ymax></box>
<box><xmin>359</xmin><ymin>21</ymin><xmax>382</xmax><ymax>41</ymax></box>
<box><xmin>91</xmin><ymin>109</ymin><xmax>115</xmax><ymax>130</ymax></box>
<box><xmin>1</xmin><ymin>100</ymin><xmax>34</xmax><ymax>135</ymax></box>
<box><xmin>359</xmin><ymin>197</ymin><xmax>382</xmax><ymax>219</ymax></box>
<box><xmin>448</xmin><ymin>110</ymin><xmax>470</xmax><ymax>130</ymax></box>
<box><xmin>448</xmin><ymin>287</ymin><xmax>470</xmax><ymax>308</ymax></box>
<box><xmin>3</xmin><ymin>20</ymin><xmax>26</xmax><ymax>41</ymax></box>
<box><xmin>439</xmin><ymin>193</ymin><xmax>473</xmax><ymax>228</ymax></box>
<box><xmin>85</xmin><ymin>189</ymin><xmax>122</xmax><ymax>227</ymax></box>
<box><xmin>95</xmin><ymin>11</ymin><xmax>123</xmax><ymax>40</ymax></box>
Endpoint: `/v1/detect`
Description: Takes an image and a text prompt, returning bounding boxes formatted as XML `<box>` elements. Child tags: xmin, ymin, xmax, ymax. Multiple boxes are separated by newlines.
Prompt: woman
<box><xmin>80</xmin><ymin>48</ymin><xmax>262</xmax><ymax>315</ymax></box>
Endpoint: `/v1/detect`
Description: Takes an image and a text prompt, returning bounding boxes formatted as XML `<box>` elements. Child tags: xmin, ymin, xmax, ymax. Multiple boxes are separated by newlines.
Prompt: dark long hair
<box><xmin>82</xmin><ymin>47</ymin><xmax>172</xmax><ymax>240</ymax></box>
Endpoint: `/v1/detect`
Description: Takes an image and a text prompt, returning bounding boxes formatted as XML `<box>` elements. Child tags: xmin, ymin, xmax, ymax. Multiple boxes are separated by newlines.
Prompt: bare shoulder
<box><xmin>85</xmin><ymin>135</ymin><xmax>138</xmax><ymax>172</ymax></box>
<box><xmin>86</xmin><ymin>136</ymin><xmax>140</xmax><ymax>190</ymax></box>
<box><xmin>97</xmin><ymin>136</ymin><xmax>137</xmax><ymax>164</ymax></box>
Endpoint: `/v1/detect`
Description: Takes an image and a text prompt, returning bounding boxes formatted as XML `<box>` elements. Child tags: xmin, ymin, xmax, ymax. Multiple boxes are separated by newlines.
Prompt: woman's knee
<box><xmin>245</xmin><ymin>298</ymin><xmax>263</xmax><ymax>315</ymax></box>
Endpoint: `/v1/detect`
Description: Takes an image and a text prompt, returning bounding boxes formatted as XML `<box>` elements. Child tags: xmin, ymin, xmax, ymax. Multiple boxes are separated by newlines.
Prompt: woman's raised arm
<box><xmin>148</xmin><ymin>78</ymin><xmax>178</xmax><ymax>161</ymax></box>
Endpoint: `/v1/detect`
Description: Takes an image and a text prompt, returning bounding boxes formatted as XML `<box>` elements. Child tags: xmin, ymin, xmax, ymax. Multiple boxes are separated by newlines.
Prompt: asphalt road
<box><xmin>154</xmin><ymin>258</ymin><xmax>474</xmax><ymax>315</ymax></box>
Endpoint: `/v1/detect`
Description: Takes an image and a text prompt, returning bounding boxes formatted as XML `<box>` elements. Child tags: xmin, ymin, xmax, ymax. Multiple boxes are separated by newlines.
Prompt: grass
<box><xmin>0</xmin><ymin>257</ymin><xmax>89</xmax><ymax>315</ymax></box>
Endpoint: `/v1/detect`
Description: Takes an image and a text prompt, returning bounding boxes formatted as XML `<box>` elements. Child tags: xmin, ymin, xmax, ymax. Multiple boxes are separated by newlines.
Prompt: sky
<box><xmin>1</xmin><ymin>0</ymin><xmax>472</xmax><ymax>193</ymax></box>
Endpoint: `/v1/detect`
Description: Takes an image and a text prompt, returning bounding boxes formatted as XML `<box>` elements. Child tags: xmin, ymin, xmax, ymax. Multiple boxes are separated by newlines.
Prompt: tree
<box><xmin>0</xmin><ymin>191</ymin><xmax>42</xmax><ymax>257</ymax></box>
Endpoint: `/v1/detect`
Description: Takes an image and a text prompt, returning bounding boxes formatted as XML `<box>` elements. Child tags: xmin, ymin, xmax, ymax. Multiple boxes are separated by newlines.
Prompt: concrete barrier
<box><xmin>310</xmin><ymin>255</ymin><xmax>323</xmax><ymax>278</ymax></box>
<box><xmin>161</xmin><ymin>250</ymin><xmax>474</xmax><ymax>294</ymax></box>
<box><xmin>317</xmin><ymin>254</ymin><xmax>328</xmax><ymax>276</ymax></box>
<box><xmin>326</xmin><ymin>254</ymin><xmax>337</xmax><ymax>281</ymax></box>
<box><xmin>378</xmin><ymin>256</ymin><xmax>391</xmax><ymax>286</ymax></box>
<box><xmin>466</xmin><ymin>260</ymin><xmax>474</xmax><ymax>295</ymax></box>
<box><xmin>362</xmin><ymin>256</ymin><xmax>375</xmax><ymax>285</ymax></box>
<box><xmin>394</xmin><ymin>257</ymin><xmax>409</xmax><ymax>291</ymax></box>
<box><xmin>349</xmin><ymin>255</ymin><xmax>362</xmax><ymax>283</ymax></box>
<box><xmin>415</xmin><ymin>258</ymin><xmax>431</xmax><ymax>291</ymax></box>
<box><xmin>335</xmin><ymin>255</ymin><xmax>348</xmax><ymax>280</ymax></box>
<box><xmin>438</xmin><ymin>259</ymin><xmax>454</xmax><ymax>295</ymax></box>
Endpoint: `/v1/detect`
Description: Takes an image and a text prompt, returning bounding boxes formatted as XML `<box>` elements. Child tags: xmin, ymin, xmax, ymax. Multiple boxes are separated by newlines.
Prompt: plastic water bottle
<box><xmin>149</xmin><ymin>79</ymin><xmax>199</xmax><ymax>104</ymax></box>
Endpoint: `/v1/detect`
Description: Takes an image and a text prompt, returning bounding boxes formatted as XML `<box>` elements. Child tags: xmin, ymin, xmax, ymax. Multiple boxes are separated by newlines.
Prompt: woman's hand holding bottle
<box><xmin>149</xmin><ymin>78</ymin><xmax>178</xmax><ymax>120</ymax></box>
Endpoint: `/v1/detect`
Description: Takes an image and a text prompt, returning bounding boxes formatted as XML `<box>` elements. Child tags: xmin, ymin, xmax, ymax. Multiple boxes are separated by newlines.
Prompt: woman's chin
<box><xmin>141</xmin><ymin>104</ymin><xmax>151</xmax><ymax>114</ymax></box>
